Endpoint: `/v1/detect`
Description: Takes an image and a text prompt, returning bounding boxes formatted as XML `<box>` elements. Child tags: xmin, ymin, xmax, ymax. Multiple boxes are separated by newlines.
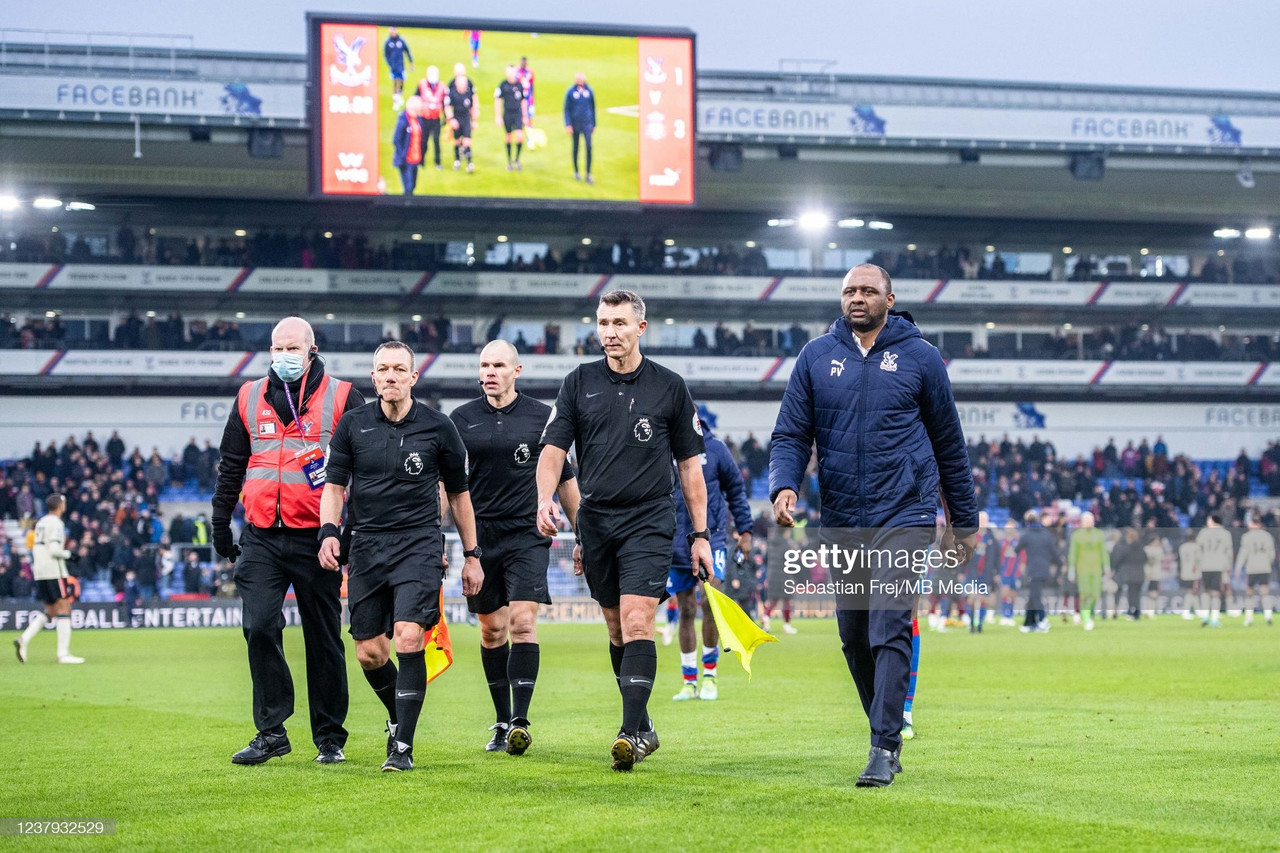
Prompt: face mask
<box><xmin>272</xmin><ymin>352</ymin><xmax>307</xmax><ymax>382</ymax></box>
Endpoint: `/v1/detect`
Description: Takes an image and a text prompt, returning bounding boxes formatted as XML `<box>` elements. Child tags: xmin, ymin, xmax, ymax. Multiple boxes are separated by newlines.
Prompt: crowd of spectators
<box><xmin>966</xmin><ymin>434</ymin><xmax>1280</xmax><ymax>528</ymax></box>
<box><xmin>0</xmin><ymin>431</ymin><xmax>233</xmax><ymax>603</ymax></box>
<box><xmin>4</xmin><ymin>224</ymin><xmax>1278</xmax><ymax>282</ymax></box>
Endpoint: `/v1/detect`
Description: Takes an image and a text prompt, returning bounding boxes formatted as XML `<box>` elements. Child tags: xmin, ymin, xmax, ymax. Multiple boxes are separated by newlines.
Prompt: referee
<box><xmin>450</xmin><ymin>340</ymin><xmax>580</xmax><ymax>755</ymax></box>
<box><xmin>494</xmin><ymin>64</ymin><xmax>528</xmax><ymax>171</ymax></box>
<box><xmin>319</xmin><ymin>341</ymin><xmax>484</xmax><ymax>772</ymax></box>
<box><xmin>536</xmin><ymin>290</ymin><xmax>712</xmax><ymax>772</ymax></box>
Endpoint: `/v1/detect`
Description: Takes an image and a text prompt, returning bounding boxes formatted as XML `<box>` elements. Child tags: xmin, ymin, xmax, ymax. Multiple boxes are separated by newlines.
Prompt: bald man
<box><xmin>213</xmin><ymin>316</ymin><xmax>366</xmax><ymax>765</ymax></box>
<box><xmin>449</xmin><ymin>341</ymin><xmax>580</xmax><ymax>755</ymax></box>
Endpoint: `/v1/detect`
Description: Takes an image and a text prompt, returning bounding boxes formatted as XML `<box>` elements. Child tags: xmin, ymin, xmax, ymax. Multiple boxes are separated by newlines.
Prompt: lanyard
<box><xmin>280</xmin><ymin>381</ymin><xmax>314</xmax><ymax>442</ymax></box>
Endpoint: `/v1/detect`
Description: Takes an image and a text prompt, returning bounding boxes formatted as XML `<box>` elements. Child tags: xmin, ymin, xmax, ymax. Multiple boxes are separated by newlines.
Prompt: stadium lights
<box><xmin>664</xmin><ymin>318</ymin><xmax>675</xmax><ymax>325</ymax></box>
<box><xmin>867</xmin><ymin>221</ymin><xmax>893</xmax><ymax>231</ymax></box>
<box><xmin>325</xmin><ymin>313</ymin><xmax>336</xmax><ymax>320</ymax></box>
<box><xmin>496</xmin><ymin>235</ymin><xmax>508</xmax><ymax>242</ymax></box>
<box><xmin>1213</xmin><ymin>228</ymin><xmax>1241</xmax><ymax>239</ymax></box>
<box><xmin>580</xmin><ymin>316</ymin><xmax>591</xmax><ymax>324</ymax></box>
<box><xmin>51</xmin><ymin>226</ymin><xmax>58</xmax><ymax>233</ymax></box>
<box><xmin>1244</xmin><ymin>226</ymin><xmax>1272</xmax><ymax>240</ymax></box>
<box><xmin>985</xmin><ymin>322</ymin><xmax>996</xmax><ymax>329</ymax></box>
<box><xmin>1218</xmin><ymin>325</ymin><xmax>1226</xmax><ymax>332</ymax></box>
<box><xmin>1217</xmin><ymin>249</ymin><xmax>1226</xmax><ymax>256</ymax></box>
<box><xmin>411</xmin><ymin>233</ymin><xmax>422</xmax><ymax>241</ymax></box>
<box><xmin>235</xmin><ymin>312</ymin><xmax>246</xmax><ymax>319</ymax></box>
<box><xmin>836</xmin><ymin>218</ymin><xmax>865</xmax><ymax>229</ymax></box>
<box><xmin>1141</xmin><ymin>324</ymin><xmax>1150</xmax><ymax>331</ymax></box>
<box><xmin>827</xmin><ymin>242</ymin><xmax>838</xmax><ymax>249</ymax></box>
<box><xmin>798</xmin><ymin>212</ymin><xmax>830</xmax><ymax>230</ymax></box>
<box><xmin>745</xmin><ymin>240</ymin><xmax>757</xmax><ymax>248</ymax></box>
<box><xmin>1063</xmin><ymin>323</ymin><xmax>1073</xmax><ymax>330</ymax></box>
<box><xmin>45</xmin><ymin>310</ymin><xmax>58</xmax><ymax>318</ymax></box>
<box><xmin>906</xmin><ymin>243</ymin><xmax>918</xmax><ymax>251</ymax></box>
<box><xmin>0</xmin><ymin>195</ymin><xmax>18</xmax><ymax>212</ymax></box>
<box><xmin>323</xmin><ymin>231</ymin><xmax>333</xmax><ymax>239</ymax></box>
<box><xmin>581</xmin><ymin>237</ymin><xmax>592</xmax><ymax>245</ymax></box>
<box><xmin>33</xmin><ymin>197</ymin><xmax>62</xmax><ymax>209</ymax></box>
<box><xmin>985</xmin><ymin>245</ymin><xmax>995</xmax><ymax>253</ymax></box>
<box><xmin>233</xmin><ymin>229</ymin><xmax>247</xmax><ymax>237</ymax></box>
<box><xmin>145</xmin><ymin>310</ymin><xmax>157</xmax><ymax>318</ymax></box>
<box><xmin>1062</xmin><ymin>246</ymin><xmax>1073</xmax><ymax>254</ymax></box>
<box><xmin>663</xmin><ymin>238</ymin><xmax>675</xmax><ymax>246</ymax></box>
<box><xmin>66</xmin><ymin>201</ymin><xmax>95</xmax><ymax>211</ymax></box>
<box><xmin>411</xmin><ymin>314</ymin><xmax>422</xmax><ymax>322</ymax></box>
<box><xmin>767</xmin><ymin>218</ymin><xmax>795</xmax><ymax>228</ymax></box>
<box><xmin>1139</xmin><ymin>248</ymin><xmax>1149</xmax><ymax>255</ymax></box>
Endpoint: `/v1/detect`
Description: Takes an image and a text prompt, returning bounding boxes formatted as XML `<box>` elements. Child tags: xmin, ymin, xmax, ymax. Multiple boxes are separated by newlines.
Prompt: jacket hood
<box><xmin>827</xmin><ymin>310</ymin><xmax>922</xmax><ymax>352</ymax></box>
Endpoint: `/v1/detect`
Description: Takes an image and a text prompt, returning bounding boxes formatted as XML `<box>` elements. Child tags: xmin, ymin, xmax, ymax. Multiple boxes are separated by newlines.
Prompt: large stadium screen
<box><xmin>308</xmin><ymin>15</ymin><xmax>695</xmax><ymax>206</ymax></box>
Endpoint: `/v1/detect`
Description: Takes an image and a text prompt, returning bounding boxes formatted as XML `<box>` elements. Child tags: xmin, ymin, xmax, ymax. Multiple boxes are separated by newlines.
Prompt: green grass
<box><xmin>2</xmin><ymin>617</ymin><xmax>1278</xmax><ymax>851</ymax></box>
<box><xmin>377</xmin><ymin>27</ymin><xmax>640</xmax><ymax>201</ymax></box>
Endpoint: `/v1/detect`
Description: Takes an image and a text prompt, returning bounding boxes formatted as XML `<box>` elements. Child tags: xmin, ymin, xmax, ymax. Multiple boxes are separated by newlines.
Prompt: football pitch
<box><xmin>2</xmin><ymin>618</ymin><xmax>1277</xmax><ymax>851</ymax></box>
<box><xmin>377</xmin><ymin>29</ymin><xmax>641</xmax><ymax>202</ymax></box>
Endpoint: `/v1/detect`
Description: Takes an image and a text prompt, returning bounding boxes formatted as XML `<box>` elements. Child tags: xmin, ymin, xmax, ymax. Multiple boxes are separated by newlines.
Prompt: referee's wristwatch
<box><xmin>463</xmin><ymin>546</ymin><xmax>483</xmax><ymax>559</ymax></box>
<box><xmin>686</xmin><ymin>530</ymin><xmax>709</xmax><ymax>547</ymax></box>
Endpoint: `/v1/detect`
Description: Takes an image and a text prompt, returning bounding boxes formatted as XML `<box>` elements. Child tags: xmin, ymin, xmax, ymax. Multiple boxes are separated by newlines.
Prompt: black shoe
<box><xmin>639</xmin><ymin>721</ymin><xmax>660</xmax><ymax>758</ymax></box>
<box><xmin>610</xmin><ymin>730</ymin><xmax>648</xmax><ymax>772</ymax></box>
<box><xmin>855</xmin><ymin>747</ymin><xmax>898</xmax><ymax>787</ymax></box>
<box><xmin>506</xmin><ymin>720</ymin><xmax>532</xmax><ymax>756</ymax></box>
<box><xmin>385</xmin><ymin>721</ymin><xmax>398</xmax><ymax>760</ymax></box>
<box><xmin>381</xmin><ymin>746</ymin><xmax>413</xmax><ymax>772</ymax></box>
<box><xmin>890</xmin><ymin>744</ymin><xmax>903</xmax><ymax>774</ymax></box>
<box><xmin>315</xmin><ymin>742</ymin><xmax>345</xmax><ymax>764</ymax></box>
<box><xmin>486</xmin><ymin>723</ymin><xmax>510</xmax><ymax>753</ymax></box>
<box><xmin>232</xmin><ymin>731</ymin><xmax>291</xmax><ymax>765</ymax></box>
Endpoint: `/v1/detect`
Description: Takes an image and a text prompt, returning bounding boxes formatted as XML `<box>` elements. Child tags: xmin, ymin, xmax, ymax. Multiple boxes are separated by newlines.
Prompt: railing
<box><xmin>0</xmin><ymin>28</ymin><xmax>196</xmax><ymax>74</ymax></box>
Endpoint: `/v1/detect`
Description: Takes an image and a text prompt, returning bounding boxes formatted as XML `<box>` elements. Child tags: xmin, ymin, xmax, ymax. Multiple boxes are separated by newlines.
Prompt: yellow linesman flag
<box><xmin>425</xmin><ymin>589</ymin><xmax>453</xmax><ymax>683</ymax></box>
<box><xmin>702</xmin><ymin>582</ymin><xmax>777</xmax><ymax>680</ymax></box>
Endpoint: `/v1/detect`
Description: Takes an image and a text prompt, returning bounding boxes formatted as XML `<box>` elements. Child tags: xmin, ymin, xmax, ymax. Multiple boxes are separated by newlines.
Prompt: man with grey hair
<box><xmin>537</xmin><ymin>290</ymin><xmax>712</xmax><ymax>771</ymax></box>
<box><xmin>213</xmin><ymin>316</ymin><xmax>365</xmax><ymax>766</ymax></box>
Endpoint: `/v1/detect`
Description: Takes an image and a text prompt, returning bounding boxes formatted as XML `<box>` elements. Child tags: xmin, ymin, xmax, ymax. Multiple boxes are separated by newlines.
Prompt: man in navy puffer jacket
<box><xmin>769</xmin><ymin>264</ymin><xmax>977</xmax><ymax>787</ymax></box>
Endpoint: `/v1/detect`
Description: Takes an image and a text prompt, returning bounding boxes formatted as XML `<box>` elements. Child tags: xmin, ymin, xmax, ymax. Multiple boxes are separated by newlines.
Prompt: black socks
<box><xmin>362</xmin><ymin>659</ymin><xmax>399</xmax><ymax>723</ymax></box>
<box><xmin>480</xmin><ymin>643</ymin><xmax>512</xmax><ymax>724</ymax></box>
<box><xmin>394</xmin><ymin>650</ymin><xmax>426</xmax><ymax>750</ymax></box>
<box><xmin>508</xmin><ymin>642</ymin><xmax>539</xmax><ymax>725</ymax></box>
<box><xmin>616</xmin><ymin>640</ymin><xmax>657</xmax><ymax>735</ymax></box>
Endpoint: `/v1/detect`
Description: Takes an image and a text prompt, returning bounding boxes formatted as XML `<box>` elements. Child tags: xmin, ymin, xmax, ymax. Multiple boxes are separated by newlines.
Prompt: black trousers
<box><xmin>235</xmin><ymin>524</ymin><xmax>348</xmax><ymax>748</ymax></box>
<box><xmin>572</xmin><ymin>127</ymin><xmax>593</xmax><ymax>173</ymax></box>
<box><xmin>837</xmin><ymin>607</ymin><xmax>914</xmax><ymax>752</ymax></box>
<box><xmin>1125</xmin><ymin>581</ymin><xmax>1144</xmax><ymax>617</ymax></box>
<box><xmin>1024</xmin><ymin>576</ymin><xmax>1046</xmax><ymax>626</ymax></box>
<box><xmin>834</xmin><ymin>525</ymin><xmax>932</xmax><ymax>753</ymax></box>
<box><xmin>423</xmin><ymin>118</ymin><xmax>442</xmax><ymax>165</ymax></box>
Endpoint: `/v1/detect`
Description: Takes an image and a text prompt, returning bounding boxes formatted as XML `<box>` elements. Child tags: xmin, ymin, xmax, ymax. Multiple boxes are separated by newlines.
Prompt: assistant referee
<box><xmin>536</xmin><ymin>289</ymin><xmax>712</xmax><ymax>772</ymax></box>
<box><xmin>320</xmin><ymin>340</ymin><xmax>484</xmax><ymax>772</ymax></box>
<box><xmin>450</xmin><ymin>340</ymin><xmax>580</xmax><ymax>755</ymax></box>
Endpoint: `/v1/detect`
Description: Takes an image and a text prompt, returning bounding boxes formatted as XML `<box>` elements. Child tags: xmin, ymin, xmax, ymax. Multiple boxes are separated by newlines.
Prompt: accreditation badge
<box><xmin>296</xmin><ymin>445</ymin><xmax>326</xmax><ymax>489</ymax></box>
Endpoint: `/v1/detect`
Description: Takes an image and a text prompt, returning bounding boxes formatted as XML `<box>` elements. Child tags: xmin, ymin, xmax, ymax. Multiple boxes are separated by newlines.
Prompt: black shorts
<box><xmin>36</xmin><ymin>578</ymin><xmax>68</xmax><ymax>605</ymax></box>
<box><xmin>1247</xmin><ymin>573</ymin><xmax>1271</xmax><ymax>588</ymax></box>
<box><xmin>347</xmin><ymin>528</ymin><xmax>443</xmax><ymax>640</ymax></box>
<box><xmin>1201</xmin><ymin>571</ymin><xmax>1222</xmax><ymax>591</ymax></box>
<box><xmin>577</xmin><ymin>498</ymin><xmax>675</xmax><ymax>607</ymax></box>
<box><xmin>468</xmin><ymin>518</ymin><xmax>551</xmax><ymax>615</ymax></box>
<box><xmin>1147</xmin><ymin>580</ymin><xmax>1161</xmax><ymax>592</ymax></box>
<box><xmin>453</xmin><ymin>118</ymin><xmax>472</xmax><ymax>140</ymax></box>
<box><xmin>1179</xmin><ymin>578</ymin><xmax>1197</xmax><ymax>589</ymax></box>
<box><xmin>503</xmin><ymin>113</ymin><xmax>523</xmax><ymax>134</ymax></box>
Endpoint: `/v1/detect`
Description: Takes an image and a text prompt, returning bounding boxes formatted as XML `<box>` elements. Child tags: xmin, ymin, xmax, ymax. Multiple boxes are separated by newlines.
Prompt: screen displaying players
<box><xmin>310</xmin><ymin>16</ymin><xmax>695</xmax><ymax>205</ymax></box>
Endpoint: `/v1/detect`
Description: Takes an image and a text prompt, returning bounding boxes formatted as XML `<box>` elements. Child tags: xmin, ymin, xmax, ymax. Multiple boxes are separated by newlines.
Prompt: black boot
<box><xmin>856</xmin><ymin>746</ymin><xmax>898</xmax><ymax>787</ymax></box>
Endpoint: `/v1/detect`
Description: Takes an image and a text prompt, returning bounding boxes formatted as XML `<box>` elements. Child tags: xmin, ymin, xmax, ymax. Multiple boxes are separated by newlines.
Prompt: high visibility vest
<box><xmin>237</xmin><ymin>374</ymin><xmax>351</xmax><ymax>529</ymax></box>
